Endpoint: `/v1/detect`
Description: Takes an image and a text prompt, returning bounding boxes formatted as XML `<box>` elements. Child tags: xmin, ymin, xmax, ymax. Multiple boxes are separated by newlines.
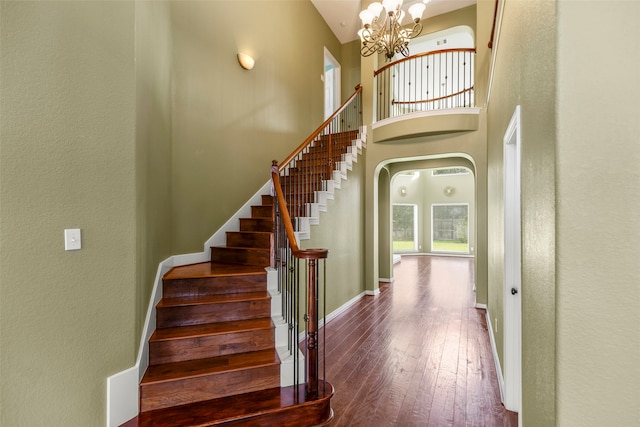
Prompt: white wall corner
<box><xmin>106</xmin><ymin>366</ymin><xmax>139</xmax><ymax>427</ymax></box>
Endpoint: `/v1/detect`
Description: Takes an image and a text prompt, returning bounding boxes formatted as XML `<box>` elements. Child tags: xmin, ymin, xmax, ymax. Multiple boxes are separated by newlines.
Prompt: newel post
<box><xmin>327</xmin><ymin>124</ymin><xmax>333</xmax><ymax>183</ymax></box>
<box><xmin>306</xmin><ymin>257</ymin><xmax>319</xmax><ymax>399</ymax></box>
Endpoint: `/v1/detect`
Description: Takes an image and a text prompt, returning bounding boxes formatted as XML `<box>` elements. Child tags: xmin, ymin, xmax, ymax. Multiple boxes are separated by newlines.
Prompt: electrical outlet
<box><xmin>64</xmin><ymin>228</ymin><xmax>82</xmax><ymax>251</ymax></box>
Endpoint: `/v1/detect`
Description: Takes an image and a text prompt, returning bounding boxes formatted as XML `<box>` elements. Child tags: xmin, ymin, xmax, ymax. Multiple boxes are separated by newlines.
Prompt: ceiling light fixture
<box><xmin>358</xmin><ymin>0</ymin><xmax>428</xmax><ymax>61</ymax></box>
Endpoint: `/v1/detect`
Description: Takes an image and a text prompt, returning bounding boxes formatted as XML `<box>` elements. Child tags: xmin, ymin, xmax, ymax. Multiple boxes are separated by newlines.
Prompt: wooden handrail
<box><xmin>270</xmin><ymin>84</ymin><xmax>362</xmax><ymax>401</ymax></box>
<box><xmin>270</xmin><ymin>162</ymin><xmax>328</xmax><ymax>261</ymax></box>
<box><xmin>280</xmin><ymin>85</ymin><xmax>362</xmax><ymax>169</ymax></box>
<box><xmin>392</xmin><ymin>86</ymin><xmax>475</xmax><ymax>105</ymax></box>
<box><xmin>374</xmin><ymin>48</ymin><xmax>476</xmax><ymax>77</ymax></box>
<box><xmin>489</xmin><ymin>0</ymin><xmax>499</xmax><ymax>49</ymax></box>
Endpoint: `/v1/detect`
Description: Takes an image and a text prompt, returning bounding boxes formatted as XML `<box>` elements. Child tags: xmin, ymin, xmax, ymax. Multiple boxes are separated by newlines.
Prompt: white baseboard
<box><xmin>106</xmin><ymin>366</ymin><xmax>138</xmax><ymax>427</ymax></box>
<box><xmin>379</xmin><ymin>277</ymin><xmax>394</xmax><ymax>283</ymax></box>
<box><xmin>365</xmin><ymin>288</ymin><xmax>380</xmax><ymax>296</ymax></box>
<box><xmin>323</xmin><ymin>291</ymin><xmax>366</xmax><ymax>326</ymax></box>
<box><xmin>481</xmin><ymin>306</ymin><xmax>505</xmax><ymax>403</ymax></box>
<box><xmin>298</xmin><ymin>291</ymin><xmax>367</xmax><ymax>342</ymax></box>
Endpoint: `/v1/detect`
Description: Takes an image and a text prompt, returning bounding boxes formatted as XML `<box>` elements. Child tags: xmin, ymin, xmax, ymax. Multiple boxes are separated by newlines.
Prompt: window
<box><xmin>393</xmin><ymin>204</ymin><xmax>418</xmax><ymax>252</ymax></box>
<box><xmin>432</xmin><ymin>204</ymin><xmax>469</xmax><ymax>253</ymax></box>
<box><xmin>432</xmin><ymin>167</ymin><xmax>470</xmax><ymax>176</ymax></box>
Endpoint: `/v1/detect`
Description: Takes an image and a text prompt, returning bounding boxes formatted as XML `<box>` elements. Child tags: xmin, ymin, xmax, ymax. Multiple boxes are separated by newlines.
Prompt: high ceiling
<box><xmin>311</xmin><ymin>0</ymin><xmax>477</xmax><ymax>44</ymax></box>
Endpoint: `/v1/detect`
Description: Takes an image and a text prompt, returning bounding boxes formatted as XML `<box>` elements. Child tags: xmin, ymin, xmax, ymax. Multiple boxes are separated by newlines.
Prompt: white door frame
<box><xmin>323</xmin><ymin>47</ymin><xmax>341</xmax><ymax>120</ymax></box>
<box><xmin>503</xmin><ymin>105</ymin><xmax>522</xmax><ymax>415</ymax></box>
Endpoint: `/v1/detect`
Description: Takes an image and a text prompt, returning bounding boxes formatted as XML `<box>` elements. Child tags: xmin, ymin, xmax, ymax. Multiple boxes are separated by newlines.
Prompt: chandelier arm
<box><xmin>397</xmin><ymin>42</ymin><xmax>410</xmax><ymax>58</ymax></box>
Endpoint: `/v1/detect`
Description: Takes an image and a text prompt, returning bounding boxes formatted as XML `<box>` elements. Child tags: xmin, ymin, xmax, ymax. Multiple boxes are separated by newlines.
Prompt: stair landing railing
<box><xmin>374</xmin><ymin>48</ymin><xmax>475</xmax><ymax>121</ymax></box>
<box><xmin>270</xmin><ymin>85</ymin><xmax>362</xmax><ymax>401</ymax></box>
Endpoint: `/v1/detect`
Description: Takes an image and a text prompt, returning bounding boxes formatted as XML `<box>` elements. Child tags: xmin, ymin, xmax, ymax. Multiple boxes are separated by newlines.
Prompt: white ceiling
<box><xmin>311</xmin><ymin>0</ymin><xmax>477</xmax><ymax>44</ymax></box>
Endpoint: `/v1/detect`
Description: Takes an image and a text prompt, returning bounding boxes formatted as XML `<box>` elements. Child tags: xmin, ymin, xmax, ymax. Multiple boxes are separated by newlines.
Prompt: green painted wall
<box><xmin>556</xmin><ymin>1</ymin><xmax>640</xmax><ymax>425</ymax></box>
<box><xmin>341</xmin><ymin>40</ymin><xmax>362</xmax><ymax>100</ymax></box>
<box><xmin>0</xmin><ymin>2</ymin><xmax>137</xmax><ymax>425</ymax></box>
<box><xmin>135</xmin><ymin>0</ymin><xmax>174</xmax><ymax>345</ymax></box>
<box><xmin>301</xmin><ymin>158</ymin><xmax>366</xmax><ymax>314</ymax></box>
<box><xmin>485</xmin><ymin>0</ymin><xmax>557</xmax><ymax>424</ymax></box>
<box><xmin>169</xmin><ymin>1</ymin><xmax>343</xmax><ymax>254</ymax></box>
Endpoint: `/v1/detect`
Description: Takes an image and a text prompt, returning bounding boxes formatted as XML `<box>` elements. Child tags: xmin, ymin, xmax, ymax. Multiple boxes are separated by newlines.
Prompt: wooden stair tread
<box><xmin>227</xmin><ymin>231</ymin><xmax>272</xmax><ymax>235</ymax></box>
<box><xmin>141</xmin><ymin>349</ymin><xmax>279</xmax><ymax>385</ymax></box>
<box><xmin>150</xmin><ymin>318</ymin><xmax>273</xmax><ymax>342</ymax></box>
<box><xmin>157</xmin><ymin>291</ymin><xmax>270</xmax><ymax>308</ymax></box>
<box><xmin>163</xmin><ymin>262</ymin><xmax>266</xmax><ymax>281</ymax></box>
<box><xmin>133</xmin><ymin>383</ymin><xmax>334</xmax><ymax>426</ymax></box>
<box><xmin>211</xmin><ymin>246</ymin><xmax>269</xmax><ymax>251</ymax></box>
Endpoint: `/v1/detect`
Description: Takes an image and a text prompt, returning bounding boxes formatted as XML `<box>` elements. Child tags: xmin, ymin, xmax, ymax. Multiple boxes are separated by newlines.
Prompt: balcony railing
<box><xmin>374</xmin><ymin>48</ymin><xmax>476</xmax><ymax>122</ymax></box>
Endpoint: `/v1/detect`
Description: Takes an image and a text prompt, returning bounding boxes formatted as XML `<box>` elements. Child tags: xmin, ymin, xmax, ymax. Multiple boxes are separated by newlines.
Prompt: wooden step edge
<box><xmin>141</xmin><ymin>349</ymin><xmax>280</xmax><ymax>386</ymax></box>
<box><xmin>150</xmin><ymin>318</ymin><xmax>274</xmax><ymax>343</ymax></box>
<box><xmin>127</xmin><ymin>382</ymin><xmax>334</xmax><ymax>427</ymax></box>
<box><xmin>157</xmin><ymin>291</ymin><xmax>271</xmax><ymax>308</ymax></box>
<box><xmin>226</xmin><ymin>231</ymin><xmax>273</xmax><ymax>235</ymax></box>
<box><xmin>163</xmin><ymin>262</ymin><xmax>267</xmax><ymax>281</ymax></box>
<box><xmin>210</xmin><ymin>246</ymin><xmax>271</xmax><ymax>252</ymax></box>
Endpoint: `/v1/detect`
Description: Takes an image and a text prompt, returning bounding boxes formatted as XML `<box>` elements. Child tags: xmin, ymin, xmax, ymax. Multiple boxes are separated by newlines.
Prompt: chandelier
<box><xmin>358</xmin><ymin>0</ymin><xmax>428</xmax><ymax>61</ymax></box>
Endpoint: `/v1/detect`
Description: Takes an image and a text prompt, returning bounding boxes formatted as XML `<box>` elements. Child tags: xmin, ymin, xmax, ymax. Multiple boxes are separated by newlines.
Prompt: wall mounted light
<box><xmin>237</xmin><ymin>53</ymin><xmax>255</xmax><ymax>70</ymax></box>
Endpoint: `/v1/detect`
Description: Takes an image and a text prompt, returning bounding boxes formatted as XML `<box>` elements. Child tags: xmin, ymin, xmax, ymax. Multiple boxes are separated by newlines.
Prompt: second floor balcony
<box><xmin>372</xmin><ymin>47</ymin><xmax>479</xmax><ymax>142</ymax></box>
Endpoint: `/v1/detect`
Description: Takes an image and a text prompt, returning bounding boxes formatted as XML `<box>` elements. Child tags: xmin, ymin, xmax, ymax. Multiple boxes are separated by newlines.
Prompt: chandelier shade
<box><xmin>358</xmin><ymin>0</ymin><xmax>429</xmax><ymax>61</ymax></box>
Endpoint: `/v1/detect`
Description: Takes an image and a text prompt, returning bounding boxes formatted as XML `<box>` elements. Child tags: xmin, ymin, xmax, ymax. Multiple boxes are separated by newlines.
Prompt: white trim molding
<box><xmin>481</xmin><ymin>306</ymin><xmax>505</xmax><ymax>403</ymax></box>
<box><xmin>372</xmin><ymin>107</ymin><xmax>481</xmax><ymax>129</ymax></box>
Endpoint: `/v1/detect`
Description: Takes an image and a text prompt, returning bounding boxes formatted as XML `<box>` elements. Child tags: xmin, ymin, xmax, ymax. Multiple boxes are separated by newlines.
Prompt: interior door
<box><xmin>323</xmin><ymin>48</ymin><xmax>340</xmax><ymax>121</ymax></box>
<box><xmin>503</xmin><ymin>105</ymin><xmax>522</xmax><ymax>416</ymax></box>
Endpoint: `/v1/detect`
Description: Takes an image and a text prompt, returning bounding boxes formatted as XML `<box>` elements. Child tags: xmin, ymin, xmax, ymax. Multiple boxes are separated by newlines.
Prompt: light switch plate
<box><xmin>64</xmin><ymin>228</ymin><xmax>82</xmax><ymax>251</ymax></box>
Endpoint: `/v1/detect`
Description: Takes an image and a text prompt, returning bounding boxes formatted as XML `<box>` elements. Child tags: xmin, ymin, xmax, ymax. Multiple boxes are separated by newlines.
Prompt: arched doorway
<box><xmin>376</xmin><ymin>155</ymin><xmax>477</xmax><ymax>303</ymax></box>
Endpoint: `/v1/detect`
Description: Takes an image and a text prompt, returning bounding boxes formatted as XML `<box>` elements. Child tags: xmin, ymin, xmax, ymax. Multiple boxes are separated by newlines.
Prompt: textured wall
<box><xmin>0</xmin><ymin>2</ymin><xmax>136</xmax><ymax>425</ymax></box>
<box><xmin>485</xmin><ymin>0</ymin><xmax>557</xmax><ymax>424</ymax></box>
<box><xmin>135</xmin><ymin>0</ymin><xmax>174</xmax><ymax>346</ymax></box>
<box><xmin>301</xmin><ymin>158</ymin><xmax>366</xmax><ymax>314</ymax></box>
<box><xmin>556</xmin><ymin>1</ymin><xmax>640</xmax><ymax>425</ymax></box>
<box><xmin>169</xmin><ymin>1</ymin><xmax>343</xmax><ymax>254</ymax></box>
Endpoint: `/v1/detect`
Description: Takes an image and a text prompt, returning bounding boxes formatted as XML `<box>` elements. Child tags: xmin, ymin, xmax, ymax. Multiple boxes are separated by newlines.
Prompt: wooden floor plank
<box><xmin>324</xmin><ymin>255</ymin><xmax>517</xmax><ymax>426</ymax></box>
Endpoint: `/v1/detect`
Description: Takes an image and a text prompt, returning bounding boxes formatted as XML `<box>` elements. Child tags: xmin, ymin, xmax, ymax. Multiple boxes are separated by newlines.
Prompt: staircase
<box><xmin>122</xmin><ymin>86</ymin><xmax>364</xmax><ymax>427</ymax></box>
<box><xmin>124</xmin><ymin>130</ymin><xmax>365</xmax><ymax>426</ymax></box>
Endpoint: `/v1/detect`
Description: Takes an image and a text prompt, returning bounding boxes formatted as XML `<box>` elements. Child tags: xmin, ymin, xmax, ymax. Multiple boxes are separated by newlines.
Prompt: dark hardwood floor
<box><xmin>323</xmin><ymin>255</ymin><xmax>517</xmax><ymax>427</ymax></box>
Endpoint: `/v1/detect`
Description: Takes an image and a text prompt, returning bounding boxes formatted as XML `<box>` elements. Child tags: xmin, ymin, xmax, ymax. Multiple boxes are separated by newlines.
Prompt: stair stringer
<box><xmin>266</xmin><ymin>267</ymin><xmax>306</xmax><ymax>387</ymax></box>
<box><xmin>295</xmin><ymin>125</ymin><xmax>367</xmax><ymax>242</ymax></box>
